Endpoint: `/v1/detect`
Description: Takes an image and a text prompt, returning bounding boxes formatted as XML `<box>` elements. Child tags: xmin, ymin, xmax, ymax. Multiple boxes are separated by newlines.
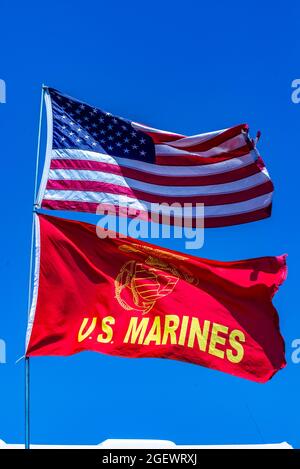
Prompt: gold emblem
<box><xmin>115</xmin><ymin>244</ymin><xmax>197</xmax><ymax>314</ymax></box>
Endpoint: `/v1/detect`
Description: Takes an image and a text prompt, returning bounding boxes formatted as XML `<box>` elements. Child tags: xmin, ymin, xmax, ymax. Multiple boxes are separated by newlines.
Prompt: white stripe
<box><xmin>43</xmin><ymin>190</ymin><xmax>273</xmax><ymax>217</ymax></box>
<box><xmin>132</xmin><ymin>121</ymin><xmax>228</xmax><ymax>144</ymax></box>
<box><xmin>166</xmin><ymin>134</ymin><xmax>246</xmax><ymax>151</ymax></box>
<box><xmin>48</xmin><ymin>169</ymin><xmax>270</xmax><ymax>196</ymax></box>
<box><xmin>156</xmin><ymin>134</ymin><xmax>246</xmax><ymax>157</ymax></box>
<box><xmin>51</xmin><ymin>149</ymin><xmax>257</xmax><ymax>177</ymax></box>
<box><xmin>132</xmin><ymin>121</ymin><xmax>185</xmax><ymax>137</ymax></box>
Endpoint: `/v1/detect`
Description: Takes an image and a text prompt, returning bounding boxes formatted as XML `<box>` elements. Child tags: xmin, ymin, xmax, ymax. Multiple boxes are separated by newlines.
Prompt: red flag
<box><xmin>26</xmin><ymin>214</ymin><xmax>287</xmax><ymax>383</ymax></box>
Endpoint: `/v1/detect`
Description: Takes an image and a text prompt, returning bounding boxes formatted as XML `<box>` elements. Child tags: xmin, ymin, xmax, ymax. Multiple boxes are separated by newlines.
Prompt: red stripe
<box><xmin>168</xmin><ymin>124</ymin><xmax>249</xmax><ymax>152</ymax></box>
<box><xmin>45</xmin><ymin>179</ymin><xmax>273</xmax><ymax>205</ymax></box>
<box><xmin>143</xmin><ymin>123</ymin><xmax>249</xmax><ymax>150</ymax></box>
<box><xmin>155</xmin><ymin>145</ymin><xmax>251</xmax><ymax>165</ymax></box>
<box><xmin>41</xmin><ymin>200</ymin><xmax>272</xmax><ymax>228</ymax></box>
<box><xmin>142</xmin><ymin>129</ymin><xmax>184</xmax><ymax>144</ymax></box>
<box><xmin>204</xmin><ymin>205</ymin><xmax>272</xmax><ymax>228</ymax></box>
<box><xmin>50</xmin><ymin>157</ymin><xmax>261</xmax><ymax>186</ymax></box>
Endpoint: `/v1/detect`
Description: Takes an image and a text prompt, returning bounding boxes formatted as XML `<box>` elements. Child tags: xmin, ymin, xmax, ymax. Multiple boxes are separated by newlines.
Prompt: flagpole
<box><xmin>25</xmin><ymin>84</ymin><xmax>45</xmax><ymax>450</ymax></box>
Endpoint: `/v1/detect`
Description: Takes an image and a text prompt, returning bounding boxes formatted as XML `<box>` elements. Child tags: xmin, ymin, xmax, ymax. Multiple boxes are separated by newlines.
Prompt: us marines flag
<box><xmin>26</xmin><ymin>214</ymin><xmax>287</xmax><ymax>383</ymax></box>
<box><xmin>36</xmin><ymin>88</ymin><xmax>274</xmax><ymax>228</ymax></box>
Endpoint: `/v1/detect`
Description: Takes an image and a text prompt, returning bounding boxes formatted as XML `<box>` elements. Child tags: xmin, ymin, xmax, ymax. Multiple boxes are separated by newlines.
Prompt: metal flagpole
<box><xmin>25</xmin><ymin>84</ymin><xmax>45</xmax><ymax>450</ymax></box>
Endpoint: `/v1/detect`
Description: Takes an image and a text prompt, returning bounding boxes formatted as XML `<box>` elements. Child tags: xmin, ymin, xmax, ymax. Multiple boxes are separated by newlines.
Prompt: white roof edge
<box><xmin>0</xmin><ymin>439</ymin><xmax>293</xmax><ymax>449</ymax></box>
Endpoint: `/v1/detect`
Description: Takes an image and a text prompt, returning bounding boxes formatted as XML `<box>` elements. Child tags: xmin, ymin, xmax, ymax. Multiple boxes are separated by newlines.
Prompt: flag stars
<box><xmin>52</xmin><ymin>92</ymin><xmax>154</xmax><ymax>161</ymax></box>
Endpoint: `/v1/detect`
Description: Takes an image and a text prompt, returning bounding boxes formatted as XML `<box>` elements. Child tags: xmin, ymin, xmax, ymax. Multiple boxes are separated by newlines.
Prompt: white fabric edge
<box><xmin>51</xmin><ymin>149</ymin><xmax>256</xmax><ymax>177</ymax></box>
<box><xmin>36</xmin><ymin>89</ymin><xmax>53</xmax><ymax>207</ymax></box>
<box><xmin>46</xmin><ymin>169</ymin><xmax>269</xmax><ymax>196</ymax></box>
<box><xmin>42</xmin><ymin>191</ymin><xmax>273</xmax><ymax>217</ymax></box>
<box><xmin>25</xmin><ymin>213</ymin><xmax>41</xmax><ymax>352</ymax></box>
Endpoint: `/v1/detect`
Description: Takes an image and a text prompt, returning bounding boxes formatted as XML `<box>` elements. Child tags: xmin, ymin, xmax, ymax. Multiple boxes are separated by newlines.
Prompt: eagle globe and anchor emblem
<box><xmin>115</xmin><ymin>244</ymin><xmax>198</xmax><ymax>315</ymax></box>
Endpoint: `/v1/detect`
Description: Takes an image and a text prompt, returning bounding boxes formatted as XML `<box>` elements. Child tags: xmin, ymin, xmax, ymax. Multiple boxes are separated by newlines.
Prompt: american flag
<box><xmin>37</xmin><ymin>87</ymin><xmax>274</xmax><ymax>227</ymax></box>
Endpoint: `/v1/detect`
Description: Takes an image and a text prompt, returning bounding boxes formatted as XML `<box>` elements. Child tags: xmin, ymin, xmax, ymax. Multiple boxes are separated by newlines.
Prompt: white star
<box><xmin>108</xmin><ymin>145</ymin><xmax>113</xmax><ymax>150</ymax></box>
<box><xmin>100</xmin><ymin>129</ymin><xmax>106</xmax><ymax>135</ymax></box>
<box><xmin>92</xmin><ymin>142</ymin><xmax>97</xmax><ymax>146</ymax></box>
<box><xmin>76</xmin><ymin>138</ymin><xmax>82</xmax><ymax>143</ymax></box>
<box><xmin>99</xmin><ymin>117</ymin><xmax>105</xmax><ymax>123</ymax></box>
<box><xmin>80</xmin><ymin>104</ymin><xmax>85</xmax><ymax>109</ymax></box>
<box><xmin>70</xmin><ymin>122</ymin><xmax>75</xmax><ymax>126</ymax></box>
<box><xmin>116</xmin><ymin>131</ymin><xmax>121</xmax><ymax>137</ymax></box>
<box><xmin>140</xmin><ymin>150</ymin><xmax>146</xmax><ymax>156</ymax></box>
<box><xmin>121</xmin><ymin>125</ymin><xmax>127</xmax><ymax>130</ymax></box>
<box><xmin>124</xmin><ymin>148</ymin><xmax>129</xmax><ymax>153</ymax></box>
<box><xmin>140</xmin><ymin>138</ymin><xmax>146</xmax><ymax>144</ymax></box>
<box><xmin>108</xmin><ymin>135</ymin><xmax>114</xmax><ymax>141</ymax></box>
<box><xmin>108</xmin><ymin>124</ymin><xmax>113</xmax><ymax>130</ymax></box>
<box><xmin>131</xmin><ymin>131</ymin><xmax>137</xmax><ymax>137</ymax></box>
<box><xmin>116</xmin><ymin>142</ymin><xmax>122</xmax><ymax>147</ymax></box>
<box><xmin>77</xmin><ymin>128</ymin><xmax>82</xmax><ymax>132</ymax></box>
<box><xmin>62</xmin><ymin>125</ymin><xmax>66</xmax><ymax>130</ymax></box>
<box><xmin>100</xmin><ymin>139</ymin><xmax>106</xmax><ymax>144</ymax></box>
<box><xmin>61</xmin><ymin>137</ymin><xmax>66</xmax><ymax>141</ymax></box>
<box><xmin>69</xmin><ymin>131</ymin><xmax>74</xmax><ymax>136</ymax></box>
<box><xmin>124</xmin><ymin>137</ymin><xmax>129</xmax><ymax>143</ymax></box>
<box><xmin>112</xmin><ymin>118</ymin><xmax>118</xmax><ymax>124</ymax></box>
<box><xmin>84</xmin><ymin>135</ymin><xmax>89</xmax><ymax>139</ymax></box>
<box><xmin>61</xmin><ymin>115</ymin><xmax>67</xmax><ymax>119</ymax></box>
<box><xmin>105</xmin><ymin>112</ymin><xmax>111</xmax><ymax>116</ymax></box>
<box><xmin>132</xmin><ymin>144</ymin><xmax>138</xmax><ymax>149</ymax></box>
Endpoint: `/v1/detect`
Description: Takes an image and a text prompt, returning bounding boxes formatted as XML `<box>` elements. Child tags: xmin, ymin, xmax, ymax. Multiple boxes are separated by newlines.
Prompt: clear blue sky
<box><xmin>0</xmin><ymin>0</ymin><xmax>299</xmax><ymax>447</ymax></box>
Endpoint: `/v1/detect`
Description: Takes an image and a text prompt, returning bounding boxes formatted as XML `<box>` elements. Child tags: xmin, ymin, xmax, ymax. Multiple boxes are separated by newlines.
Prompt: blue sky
<box><xmin>0</xmin><ymin>0</ymin><xmax>299</xmax><ymax>447</ymax></box>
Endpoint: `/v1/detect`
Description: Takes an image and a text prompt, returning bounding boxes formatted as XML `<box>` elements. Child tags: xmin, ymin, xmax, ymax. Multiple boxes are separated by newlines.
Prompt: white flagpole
<box><xmin>25</xmin><ymin>84</ymin><xmax>45</xmax><ymax>450</ymax></box>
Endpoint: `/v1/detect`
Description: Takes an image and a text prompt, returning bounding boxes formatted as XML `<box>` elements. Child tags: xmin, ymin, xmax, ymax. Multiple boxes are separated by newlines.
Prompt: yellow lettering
<box><xmin>78</xmin><ymin>317</ymin><xmax>97</xmax><ymax>343</ymax></box>
<box><xmin>97</xmin><ymin>316</ymin><xmax>115</xmax><ymax>343</ymax></box>
<box><xmin>124</xmin><ymin>317</ymin><xmax>149</xmax><ymax>344</ymax></box>
<box><xmin>144</xmin><ymin>316</ymin><xmax>161</xmax><ymax>345</ymax></box>
<box><xmin>188</xmin><ymin>318</ymin><xmax>210</xmax><ymax>351</ymax></box>
<box><xmin>162</xmin><ymin>315</ymin><xmax>180</xmax><ymax>345</ymax></box>
<box><xmin>178</xmin><ymin>316</ymin><xmax>189</xmax><ymax>346</ymax></box>
<box><xmin>226</xmin><ymin>329</ymin><xmax>245</xmax><ymax>363</ymax></box>
<box><xmin>209</xmin><ymin>323</ymin><xmax>228</xmax><ymax>359</ymax></box>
